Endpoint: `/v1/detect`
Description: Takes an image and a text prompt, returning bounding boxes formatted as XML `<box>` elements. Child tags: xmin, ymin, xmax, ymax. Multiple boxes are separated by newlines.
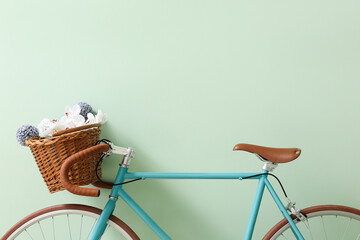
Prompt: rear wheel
<box><xmin>2</xmin><ymin>204</ymin><xmax>140</xmax><ymax>240</ymax></box>
<box><xmin>264</xmin><ymin>205</ymin><xmax>360</xmax><ymax>240</ymax></box>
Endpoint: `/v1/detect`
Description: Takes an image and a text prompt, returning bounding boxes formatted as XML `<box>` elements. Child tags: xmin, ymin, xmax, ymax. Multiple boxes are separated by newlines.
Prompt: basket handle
<box><xmin>60</xmin><ymin>144</ymin><xmax>110</xmax><ymax>197</ymax></box>
<box><xmin>52</xmin><ymin>123</ymin><xmax>101</xmax><ymax>137</ymax></box>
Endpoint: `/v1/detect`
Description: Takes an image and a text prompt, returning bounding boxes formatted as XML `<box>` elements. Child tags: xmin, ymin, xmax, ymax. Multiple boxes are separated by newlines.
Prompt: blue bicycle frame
<box><xmin>89</xmin><ymin>165</ymin><xmax>305</xmax><ymax>240</ymax></box>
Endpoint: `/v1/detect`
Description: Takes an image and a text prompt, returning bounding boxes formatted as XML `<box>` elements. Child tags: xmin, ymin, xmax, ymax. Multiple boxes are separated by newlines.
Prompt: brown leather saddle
<box><xmin>233</xmin><ymin>143</ymin><xmax>301</xmax><ymax>163</ymax></box>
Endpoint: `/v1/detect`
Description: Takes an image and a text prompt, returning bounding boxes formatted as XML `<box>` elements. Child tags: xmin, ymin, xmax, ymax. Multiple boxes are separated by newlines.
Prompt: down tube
<box><xmin>244</xmin><ymin>173</ymin><xmax>267</xmax><ymax>240</ymax></box>
<box><xmin>117</xmin><ymin>188</ymin><xmax>172</xmax><ymax>240</ymax></box>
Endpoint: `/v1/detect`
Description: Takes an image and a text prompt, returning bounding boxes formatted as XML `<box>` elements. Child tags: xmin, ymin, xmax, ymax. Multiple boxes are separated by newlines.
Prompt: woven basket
<box><xmin>25</xmin><ymin>123</ymin><xmax>102</xmax><ymax>193</ymax></box>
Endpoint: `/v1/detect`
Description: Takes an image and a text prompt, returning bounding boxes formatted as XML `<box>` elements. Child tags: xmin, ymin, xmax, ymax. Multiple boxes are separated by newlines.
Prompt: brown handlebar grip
<box><xmin>92</xmin><ymin>180</ymin><xmax>114</xmax><ymax>189</ymax></box>
<box><xmin>60</xmin><ymin>144</ymin><xmax>110</xmax><ymax>197</ymax></box>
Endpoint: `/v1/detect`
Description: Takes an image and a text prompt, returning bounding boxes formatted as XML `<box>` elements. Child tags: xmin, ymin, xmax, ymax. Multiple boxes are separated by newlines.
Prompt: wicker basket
<box><xmin>25</xmin><ymin>123</ymin><xmax>102</xmax><ymax>193</ymax></box>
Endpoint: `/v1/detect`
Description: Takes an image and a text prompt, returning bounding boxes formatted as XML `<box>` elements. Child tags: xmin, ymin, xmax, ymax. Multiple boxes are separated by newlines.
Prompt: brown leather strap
<box><xmin>60</xmin><ymin>144</ymin><xmax>110</xmax><ymax>197</ymax></box>
<box><xmin>52</xmin><ymin>123</ymin><xmax>101</xmax><ymax>137</ymax></box>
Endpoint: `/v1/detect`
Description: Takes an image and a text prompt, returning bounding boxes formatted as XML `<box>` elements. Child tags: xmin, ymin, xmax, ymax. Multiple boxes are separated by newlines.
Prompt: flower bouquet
<box><xmin>16</xmin><ymin>102</ymin><xmax>107</xmax><ymax>193</ymax></box>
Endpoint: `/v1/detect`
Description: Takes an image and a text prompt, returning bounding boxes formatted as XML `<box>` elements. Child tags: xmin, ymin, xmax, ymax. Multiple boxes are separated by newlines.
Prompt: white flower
<box><xmin>65</xmin><ymin>104</ymin><xmax>81</xmax><ymax>118</ymax></box>
<box><xmin>37</xmin><ymin>104</ymin><xmax>106</xmax><ymax>138</ymax></box>
<box><xmin>60</xmin><ymin>115</ymin><xmax>85</xmax><ymax>128</ymax></box>
<box><xmin>95</xmin><ymin>110</ymin><xmax>107</xmax><ymax>124</ymax></box>
<box><xmin>38</xmin><ymin>119</ymin><xmax>66</xmax><ymax>137</ymax></box>
<box><xmin>86</xmin><ymin>109</ymin><xmax>107</xmax><ymax>125</ymax></box>
<box><xmin>72</xmin><ymin>114</ymin><xmax>86</xmax><ymax>127</ymax></box>
<box><xmin>59</xmin><ymin>115</ymin><xmax>74</xmax><ymax>129</ymax></box>
<box><xmin>61</xmin><ymin>104</ymin><xmax>86</xmax><ymax>128</ymax></box>
<box><xmin>38</xmin><ymin>119</ymin><xmax>53</xmax><ymax>137</ymax></box>
<box><xmin>86</xmin><ymin>113</ymin><xmax>96</xmax><ymax>124</ymax></box>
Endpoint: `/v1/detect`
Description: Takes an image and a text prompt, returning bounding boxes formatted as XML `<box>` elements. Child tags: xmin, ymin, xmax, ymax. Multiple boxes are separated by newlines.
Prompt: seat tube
<box><xmin>244</xmin><ymin>170</ymin><xmax>267</xmax><ymax>240</ymax></box>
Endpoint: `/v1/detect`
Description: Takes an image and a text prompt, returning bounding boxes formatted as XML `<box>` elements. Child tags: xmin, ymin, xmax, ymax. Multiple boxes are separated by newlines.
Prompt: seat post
<box><xmin>254</xmin><ymin>153</ymin><xmax>278</xmax><ymax>171</ymax></box>
<box><xmin>262</xmin><ymin>162</ymin><xmax>278</xmax><ymax>171</ymax></box>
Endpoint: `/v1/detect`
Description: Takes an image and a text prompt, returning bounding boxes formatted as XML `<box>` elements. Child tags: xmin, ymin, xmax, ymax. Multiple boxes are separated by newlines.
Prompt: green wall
<box><xmin>1</xmin><ymin>0</ymin><xmax>360</xmax><ymax>239</ymax></box>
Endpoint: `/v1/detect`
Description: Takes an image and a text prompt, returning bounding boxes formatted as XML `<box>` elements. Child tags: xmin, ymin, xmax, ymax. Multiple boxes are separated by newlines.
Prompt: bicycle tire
<box><xmin>1</xmin><ymin>204</ymin><xmax>140</xmax><ymax>240</ymax></box>
<box><xmin>264</xmin><ymin>205</ymin><xmax>360</xmax><ymax>240</ymax></box>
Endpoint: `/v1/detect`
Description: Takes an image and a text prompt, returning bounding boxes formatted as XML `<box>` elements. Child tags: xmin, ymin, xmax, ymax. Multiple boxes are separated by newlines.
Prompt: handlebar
<box><xmin>60</xmin><ymin>144</ymin><xmax>110</xmax><ymax>197</ymax></box>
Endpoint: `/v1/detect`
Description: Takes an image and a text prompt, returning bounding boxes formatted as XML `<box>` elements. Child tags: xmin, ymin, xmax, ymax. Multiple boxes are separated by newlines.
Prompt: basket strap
<box><xmin>52</xmin><ymin>123</ymin><xmax>101</xmax><ymax>137</ymax></box>
<box><xmin>60</xmin><ymin>144</ymin><xmax>109</xmax><ymax>197</ymax></box>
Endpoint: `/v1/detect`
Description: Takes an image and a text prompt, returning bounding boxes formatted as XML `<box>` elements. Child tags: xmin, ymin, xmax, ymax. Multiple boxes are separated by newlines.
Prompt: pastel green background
<box><xmin>1</xmin><ymin>0</ymin><xmax>360</xmax><ymax>239</ymax></box>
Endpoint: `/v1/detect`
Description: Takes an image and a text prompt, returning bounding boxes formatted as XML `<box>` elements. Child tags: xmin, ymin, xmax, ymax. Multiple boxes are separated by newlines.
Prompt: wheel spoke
<box><xmin>99</xmin><ymin>224</ymin><xmax>110</xmax><ymax>240</ymax></box>
<box><xmin>336</xmin><ymin>215</ymin><xmax>341</xmax><ymax>240</ymax></box>
<box><xmin>67</xmin><ymin>214</ymin><xmax>73</xmax><ymax>240</ymax></box>
<box><xmin>52</xmin><ymin>216</ymin><xmax>55</xmax><ymax>240</ymax></box>
<box><xmin>321</xmin><ymin>216</ymin><xmax>328</xmax><ymax>240</ymax></box>
<box><xmin>25</xmin><ymin>229</ymin><xmax>34</xmax><ymax>240</ymax></box>
<box><xmin>340</xmin><ymin>218</ymin><xmax>351</xmax><ymax>240</ymax></box>
<box><xmin>86</xmin><ymin>218</ymin><xmax>97</xmax><ymax>239</ymax></box>
<box><xmin>303</xmin><ymin>219</ymin><xmax>314</xmax><ymax>240</ymax></box>
<box><xmin>280</xmin><ymin>233</ymin><xmax>289</xmax><ymax>240</ymax></box>
<box><xmin>38</xmin><ymin>222</ymin><xmax>46</xmax><ymax>240</ymax></box>
<box><xmin>79</xmin><ymin>215</ymin><xmax>83</xmax><ymax>240</ymax></box>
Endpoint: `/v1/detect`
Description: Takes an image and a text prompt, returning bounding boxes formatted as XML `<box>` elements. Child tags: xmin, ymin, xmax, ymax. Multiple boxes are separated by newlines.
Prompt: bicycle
<box><xmin>2</xmin><ymin>142</ymin><xmax>360</xmax><ymax>240</ymax></box>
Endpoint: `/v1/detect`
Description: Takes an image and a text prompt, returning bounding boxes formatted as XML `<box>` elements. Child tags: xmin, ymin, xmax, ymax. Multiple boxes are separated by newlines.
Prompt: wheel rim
<box><xmin>270</xmin><ymin>209</ymin><xmax>360</xmax><ymax>240</ymax></box>
<box><xmin>3</xmin><ymin>205</ymin><xmax>138</xmax><ymax>240</ymax></box>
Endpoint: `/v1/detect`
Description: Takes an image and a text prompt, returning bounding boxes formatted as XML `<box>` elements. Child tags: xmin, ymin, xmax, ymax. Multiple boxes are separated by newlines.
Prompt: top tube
<box><xmin>124</xmin><ymin>171</ymin><xmax>263</xmax><ymax>180</ymax></box>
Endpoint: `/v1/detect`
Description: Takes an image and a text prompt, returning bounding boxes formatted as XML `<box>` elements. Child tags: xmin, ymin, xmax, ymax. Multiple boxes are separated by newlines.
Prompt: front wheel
<box><xmin>264</xmin><ymin>205</ymin><xmax>360</xmax><ymax>240</ymax></box>
<box><xmin>2</xmin><ymin>204</ymin><xmax>140</xmax><ymax>240</ymax></box>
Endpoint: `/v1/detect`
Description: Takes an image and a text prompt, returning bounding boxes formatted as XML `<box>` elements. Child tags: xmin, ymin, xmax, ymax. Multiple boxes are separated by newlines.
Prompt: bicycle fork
<box><xmin>89</xmin><ymin>197</ymin><xmax>117</xmax><ymax>240</ymax></box>
<box><xmin>89</xmin><ymin>159</ymin><xmax>172</xmax><ymax>240</ymax></box>
<box><xmin>89</xmin><ymin>187</ymin><xmax>172</xmax><ymax>240</ymax></box>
